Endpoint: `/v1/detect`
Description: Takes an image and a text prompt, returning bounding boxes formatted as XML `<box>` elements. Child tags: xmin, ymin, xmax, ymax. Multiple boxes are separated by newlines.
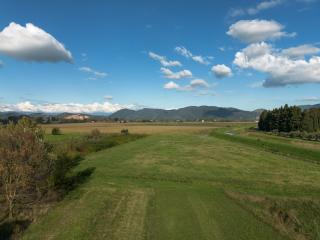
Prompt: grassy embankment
<box><xmin>21</xmin><ymin>123</ymin><xmax>320</xmax><ymax>240</ymax></box>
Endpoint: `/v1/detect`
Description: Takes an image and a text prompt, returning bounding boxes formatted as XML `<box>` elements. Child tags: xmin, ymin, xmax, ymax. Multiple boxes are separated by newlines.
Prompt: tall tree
<box><xmin>0</xmin><ymin>118</ymin><xmax>53</xmax><ymax>219</ymax></box>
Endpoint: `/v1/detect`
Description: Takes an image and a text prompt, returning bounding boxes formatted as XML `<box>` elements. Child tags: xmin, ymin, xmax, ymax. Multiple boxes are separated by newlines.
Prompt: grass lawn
<box><xmin>22</xmin><ymin>125</ymin><xmax>320</xmax><ymax>240</ymax></box>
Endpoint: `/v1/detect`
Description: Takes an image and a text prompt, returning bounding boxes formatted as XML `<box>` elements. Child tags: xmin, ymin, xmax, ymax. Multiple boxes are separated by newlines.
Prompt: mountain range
<box><xmin>109</xmin><ymin>106</ymin><xmax>261</xmax><ymax>121</ymax></box>
<box><xmin>299</xmin><ymin>104</ymin><xmax>320</xmax><ymax>110</ymax></box>
<box><xmin>1</xmin><ymin>104</ymin><xmax>319</xmax><ymax>122</ymax></box>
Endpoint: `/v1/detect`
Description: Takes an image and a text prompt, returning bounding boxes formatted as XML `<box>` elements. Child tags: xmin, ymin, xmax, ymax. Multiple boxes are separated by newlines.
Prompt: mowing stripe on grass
<box><xmin>210</xmin><ymin>130</ymin><xmax>320</xmax><ymax>164</ymax></box>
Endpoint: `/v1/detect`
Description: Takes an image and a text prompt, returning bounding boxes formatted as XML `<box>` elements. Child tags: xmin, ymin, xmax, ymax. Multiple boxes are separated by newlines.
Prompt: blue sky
<box><xmin>0</xmin><ymin>0</ymin><xmax>319</xmax><ymax>112</ymax></box>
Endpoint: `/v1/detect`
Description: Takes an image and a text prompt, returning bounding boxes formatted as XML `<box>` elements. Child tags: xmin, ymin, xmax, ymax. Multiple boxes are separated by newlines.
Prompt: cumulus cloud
<box><xmin>234</xmin><ymin>42</ymin><xmax>320</xmax><ymax>87</ymax></box>
<box><xmin>227</xmin><ymin>19</ymin><xmax>295</xmax><ymax>43</ymax></box>
<box><xmin>190</xmin><ymin>79</ymin><xmax>210</xmax><ymax>88</ymax></box>
<box><xmin>79</xmin><ymin>67</ymin><xmax>108</xmax><ymax>78</ymax></box>
<box><xmin>229</xmin><ymin>0</ymin><xmax>284</xmax><ymax>17</ymax></box>
<box><xmin>161</xmin><ymin>67</ymin><xmax>192</xmax><ymax>79</ymax></box>
<box><xmin>211</xmin><ymin>64</ymin><xmax>233</xmax><ymax>78</ymax></box>
<box><xmin>281</xmin><ymin>44</ymin><xmax>320</xmax><ymax>59</ymax></box>
<box><xmin>0</xmin><ymin>22</ymin><xmax>72</xmax><ymax>62</ymax></box>
<box><xmin>175</xmin><ymin>46</ymin><xmax>211</xmax><ymax>65</ymax></box>
<box><xmin>0</xmin><ymin>101</ymin><xmax>135</xmax><ymax>113</ymax></box>
<box><xmin>164</xmin><ymin>79</ymin><xmax>211</xmax><ymax>92</ymax></box>
<box><xmin>149</xmin><ymin>51</ymin><xmax>182</xmax><ymax>67</ymax></box>
<box><xmin>164</xmin><ymin>81</ymin><xmax>180</xmax><ymax>90</ymax></box>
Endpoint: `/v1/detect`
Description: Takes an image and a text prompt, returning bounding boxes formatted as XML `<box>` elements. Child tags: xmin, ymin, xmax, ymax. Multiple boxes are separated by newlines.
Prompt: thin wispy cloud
<box><xmin>228</xmin><ymin>0</ymin><xmax>285</xmax><ymax>17</ymax></box>
<box><xmin>249</xmin><ymin>81</ymin><xmax>264</xmax><ymax>88</ymax></box>
<box><xmin>81</xmin><ymin>53</ymin><xmax>88</xmax><ymax>61</ymax></box>
<box><xmin>297</xmin><ymin>96</ymin><xmax>320</xmax><ymax>102</ymax></box>
<box><xmin>79</xmin><ymin>67</ymin><xmax>108</xmax><ymax>78</ymax></box>
<box><xmin>104</xmin><ymin>95</ymin><xmax>113</xmax><ymax>101</ymax></box>
<box><xmin>175</xmin><ymin>46</ymin><xmax>211</xmax><ymax>65</ymax></box>
<box><xmin>149</xmin><ymin>51</ymin><xmax>182</xmax><ymax>67</ymax></box>
<box><xmin>196</xmin><ymin>90</ymin><xmax>216</xmax><ymax>97</ymax></box>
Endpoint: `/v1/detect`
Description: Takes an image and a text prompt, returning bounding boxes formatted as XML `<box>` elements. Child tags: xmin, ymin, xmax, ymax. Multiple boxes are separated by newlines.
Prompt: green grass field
<box><xmin>21</xmin><ymin>123</ymin><xmax>320</xmax><ymax>240</ymax></box>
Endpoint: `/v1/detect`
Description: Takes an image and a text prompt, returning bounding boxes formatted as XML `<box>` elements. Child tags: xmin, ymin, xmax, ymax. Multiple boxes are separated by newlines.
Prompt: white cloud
<box><xmin>149</xmin><ymin>51</ymin><xmax>182</xmax><ymax>67</ymax></box>
<box><xmin>164</xmin><ymin>79</ymin><xmax>211</xmax><ymax>92</ymax></box>
<box><xmin>104</xmin><ymin>95</ymin><xmax>113</xmax><ymax>101</ymax></box>
<box><xmin>164</xmin><ymin>81</ymin><xmax>180</xmax><ymax>90</ymax></box>
<box><xmin>79</xmin><ymin>67</ymin><xmax>108</xmax><ymax>78</ymax></box>
<box><xmin>0</xmin><ymin>101</ymin><xmax>135</xmax><ymax>113</ymax></box>
<box><xmin>229</xmin><ymin>0</ymin><xmax>284</xmax><ymax>17</ymax></box>
<box><xmin>175</xmin><ymin>46</ymin><xmax>211</xmax><ymax>65</ymax></box>
<box><xmin>234</xmin><ymin>42</ymin><xmax>320</xmax><ymax>87</ymax></box>
<box><xmin>298</xmin><ymin>96</ymin><xmax>320</xmax><ymax>102</ymax></box>
<box><xmin>297</xmin><ymin>0</ymin><xmax>318</xmax><ymax>3</ymax></box>
<box><xmin>0</xmin><ymin>22</ymin><xmax>72</xmax><ymax>62</ymax></box>
<box><xmin>190</xmin><ymin>79</ymin><xmax>210</xmax><ymax>88</ymax></box>
<box><xmin>192</xmin><ymin>56</ymin><xmax>210</xmax><ymax>65</ymax></box>
<box><xmin>175</xmin><ymin>46</ymin><xmax>192</xmax><ymax>58</ymax></box>
<box><xmin>196</xmin><ymin>90</ymin><xmax>216</xmax><ymax>96</ymax></box>
<box><xmin>81</xmin><ymin>53</ymin><xmax>87</xmax><ymax>61</ymax></box>
<box><xmin>211</xmin><ymin>64</ymin><xmax>233</xmax><ymax>78</ymax></box>
<box><xmin>227</xmin><ymin>19</ymin><xmax>295</xmax><ymax>43</ymax></box>
<box><xmin>282</xmin><ymin>44</ymin><xmax>320</xmax><ymax>59</ymax></box>
<box><xmin>249</xmin><ymin>81</ymin><xmax>264</xmax><ymax>88</ymax></box>
<box><xmin>161</xmin><ymin>67</ymin><xmax>192</xmax><ymax>79</ymax></box>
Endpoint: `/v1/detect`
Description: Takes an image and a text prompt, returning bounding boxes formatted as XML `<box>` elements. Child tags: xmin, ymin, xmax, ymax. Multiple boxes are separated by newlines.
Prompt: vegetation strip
<box><xmin>210</xmin><ymin>130</ymin><xmax>320</xmax><ymax>164</ymax></box>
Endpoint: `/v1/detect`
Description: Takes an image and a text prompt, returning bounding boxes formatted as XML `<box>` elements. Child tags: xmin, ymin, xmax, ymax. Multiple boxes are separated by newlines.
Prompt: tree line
<box><xmin>258</xmin><ymin>104</ymin><xmax>320</xmax><ymax>133</ymax></box>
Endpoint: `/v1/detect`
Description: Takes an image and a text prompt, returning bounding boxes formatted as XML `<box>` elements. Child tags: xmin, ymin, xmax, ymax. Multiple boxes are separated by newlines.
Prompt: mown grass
<box><xmin>210</xmin><ymin>129</ymin><xmax>320</xmax><ymax>164</ymax></box>
<box><xmin>22</xmin><ymin>125</ymin><xmax>320</xmax><ymax>240</ymax></box>
<box><xmin>226</xmin><ymin>191</ymin><xmax>320</xmax><ymax>240</ymax></box>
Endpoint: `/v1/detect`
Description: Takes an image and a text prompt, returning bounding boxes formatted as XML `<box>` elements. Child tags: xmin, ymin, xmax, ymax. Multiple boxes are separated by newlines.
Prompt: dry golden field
<box><xmin>41</xmin><ymin>122</ymin><xmax>255</xmax><ymax>135</ymax></box>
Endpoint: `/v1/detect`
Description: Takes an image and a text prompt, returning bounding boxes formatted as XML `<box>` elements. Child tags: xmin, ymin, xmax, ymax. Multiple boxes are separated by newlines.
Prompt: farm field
<box><xmin>41</xmin><ymin>122</ymin><xmax>254</xmax><ymax>135</ymax></box>
<box><xmin>22</xmin><ymin>123</ymin><xmax>320</xmax><ymax>240</ymax></box>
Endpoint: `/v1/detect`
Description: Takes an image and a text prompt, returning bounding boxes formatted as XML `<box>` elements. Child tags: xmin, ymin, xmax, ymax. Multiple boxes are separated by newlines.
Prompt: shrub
<box><xmin>0</xmin><ymin>118</ymin><xmax>53</xmax><ymax>219</ymax></box>
<box><xmin>51</xmin><ymin>127</ymin><xmax>61</xmax><ymax>135</ymax></box>
<box><xmin>121</xmin><ymin>129</ymin><xmax>129</xmax><ymax>135</ymax></box>
<box><xmin>89</xmin><ymin>129</ymin><xmax>102</xmax><ymax>139</ymax></box>
<box><xmin>51</xmin><ymin>149</ymin><xmax>83</xmax><ymax>189</ymax></box>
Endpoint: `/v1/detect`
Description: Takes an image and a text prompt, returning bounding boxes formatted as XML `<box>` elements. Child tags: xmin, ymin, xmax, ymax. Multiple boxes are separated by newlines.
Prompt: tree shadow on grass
<box><xmin>0</xmin><ymin>168</ymin><xmax>95</xmax><ymax>240</ymax></box>
<box><xmin>62</xmin><ymin>167</ymin><xmax>96</xmax><ymax>192</ymax></box>
<box><xmin>0</xmin><ymin>220</ymin><xmax>30</xmax><ymax>240</ymax></box>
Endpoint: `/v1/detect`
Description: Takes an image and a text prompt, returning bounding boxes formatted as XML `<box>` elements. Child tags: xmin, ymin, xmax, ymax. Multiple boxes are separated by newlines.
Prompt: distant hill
<box><xmin>299</xmin><ymin>103</ymin><xmax>320</xmax><ymax>110</ymax></box>
<box><xmin>1</xmin><ymin>103</ymin><xmax>318</xmax><ymax>122</ymax></box>
<box><xmin>109</xmin><ymin>106</ymin><xmax>260</xmax><ymax>121</ymax></box>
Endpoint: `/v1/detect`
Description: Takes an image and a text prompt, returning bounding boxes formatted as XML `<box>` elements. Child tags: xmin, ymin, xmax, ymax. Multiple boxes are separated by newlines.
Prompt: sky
<box><xmin>0</xmin><ymin>0</ymin><xmax>320</xmax><ymax>113</ymax></box>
